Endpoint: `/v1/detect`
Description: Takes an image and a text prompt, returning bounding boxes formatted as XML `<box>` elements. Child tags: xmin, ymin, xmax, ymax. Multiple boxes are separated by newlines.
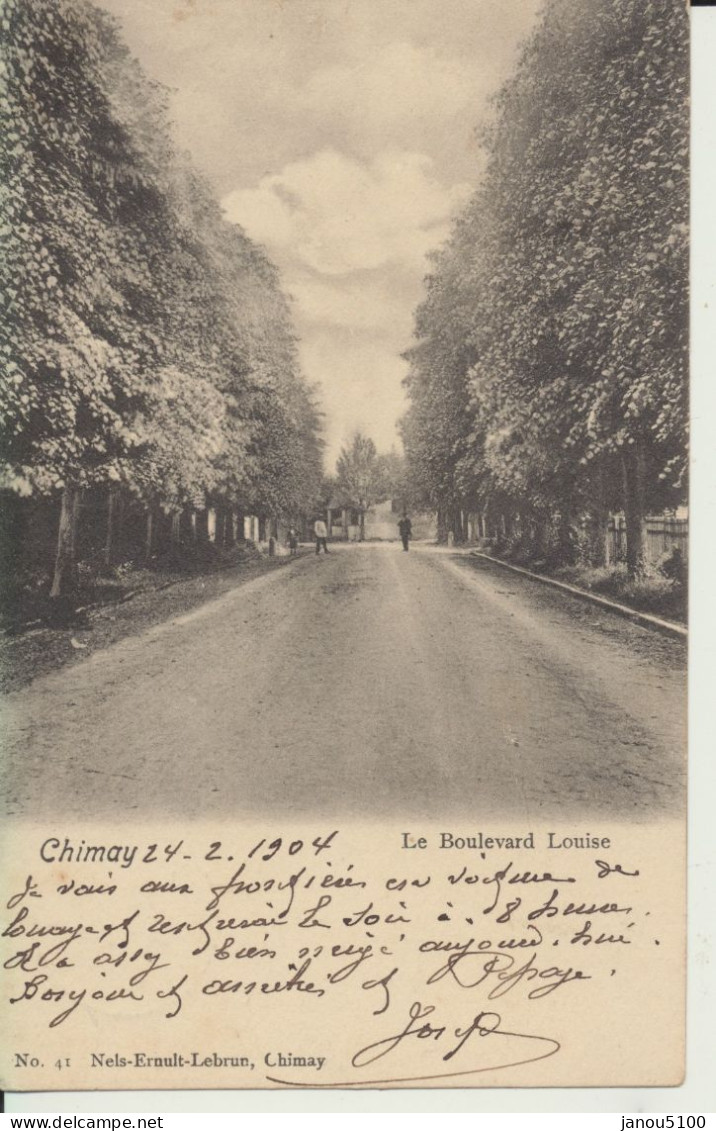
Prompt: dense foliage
<box><xmin>334</xmin><ymin>432</ymin><xmax>389</xmax><ymax>540</ymax></box>
<box><xmin>401</xmin><ymin>0</ymin><xmax>688</xmax><ymax>574</ymax></box>
<box><xmin>0</xmin><ymin>0</ymin><xmax>323</xmax><ymax>595</ymax></box>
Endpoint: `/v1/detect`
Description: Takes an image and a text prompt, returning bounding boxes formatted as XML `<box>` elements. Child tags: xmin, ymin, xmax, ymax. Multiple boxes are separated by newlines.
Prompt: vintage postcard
<box><xmin>1</xmin><ymin>0</ymin><xmax>690</xmax><ymax>1093</ymax></box>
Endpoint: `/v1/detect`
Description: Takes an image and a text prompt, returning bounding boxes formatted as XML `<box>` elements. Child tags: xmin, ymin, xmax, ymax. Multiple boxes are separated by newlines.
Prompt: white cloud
<box><xmin>301</xmin><ymin>334</ymin><xmax>410</xmax><ymax>465</ymax></box>
<box><xmin>292</xmin><ymin>272</ymin><xmax>410</xmax><ymax>332</ymax></box>
<box><xmin>222</xmin><ymin>148</ymin><xmax>470</xmax><ymax>277</ymax></box>
<box><xmin>99</xmin><ymin>0</ymin><xmax>543</xmax><ymax>465</ymax></box>
<box><xmin>222</xmin><ymin>147</ymin><xmax>469</xmax><ymax>466</ymax></box>
<box><xmin>302</xmin><ymin>41</ymin><xmax>479</xmax><ymax>143</ymax></box>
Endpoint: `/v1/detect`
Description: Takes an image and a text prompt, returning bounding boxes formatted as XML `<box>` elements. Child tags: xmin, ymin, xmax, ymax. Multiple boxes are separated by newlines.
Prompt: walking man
<box><xmin>314</xmin><ymin>516</ymin><xmax>329</xmax><ymax>554</ymax></box>
<box><xmin>398</xmin><ymin>513</ymin><xmax>412</xmax><ymax>551</ymax></box>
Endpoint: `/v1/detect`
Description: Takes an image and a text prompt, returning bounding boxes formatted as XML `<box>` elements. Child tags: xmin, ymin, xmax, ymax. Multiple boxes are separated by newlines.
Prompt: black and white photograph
<box><xmin>0</xmin><ymin>0</ymin><xmax>695</xmax><ymax>1100</ymax></box>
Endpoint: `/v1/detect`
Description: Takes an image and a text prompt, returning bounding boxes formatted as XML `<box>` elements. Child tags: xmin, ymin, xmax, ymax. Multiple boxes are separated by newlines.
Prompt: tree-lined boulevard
<box><xmin>401</xmin><ymin>0</ymin><xmax>687</xmax><ymax>578</ymax></box>
<box><xmin>2</xmin><ymin>543</ymin><xmax>685</xmax><ymax>821</ymax></box>
<box><xmin>0</xmin><ymin>0</ymin><xmax>689</xmax><ymax>826</ymax></box>
<box><xmin>1</xmin><ymin>0</ymin><xmax>323</xmax><ymax>602</ymax></box>
<box><xmin>1</xmin><ymin>0</ymin><xmax>688</xmax><ymax>618</ymax></box>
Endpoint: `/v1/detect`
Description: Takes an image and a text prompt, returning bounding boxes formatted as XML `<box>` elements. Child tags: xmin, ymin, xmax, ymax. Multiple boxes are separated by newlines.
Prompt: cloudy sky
<box><xmin>100</xmin><ymin>0</ymin><xmax>543</xmax><ymax>467</ymax></box>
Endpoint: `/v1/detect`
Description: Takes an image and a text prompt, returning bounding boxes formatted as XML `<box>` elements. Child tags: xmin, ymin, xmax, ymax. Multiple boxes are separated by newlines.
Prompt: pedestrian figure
<box><xmin>398</xmin><ymin>513</ymin><xmax>412</xmax><ymax>551</ymax></box>
<box><xmin>287</xmin><ymin>527</ymin><xmax>298</xmax><ymax>555</ymax></box>
<box><xmin>314</xmin><ymin>517</ymin><xmax>329</xmax><ymax>554</ymax></box>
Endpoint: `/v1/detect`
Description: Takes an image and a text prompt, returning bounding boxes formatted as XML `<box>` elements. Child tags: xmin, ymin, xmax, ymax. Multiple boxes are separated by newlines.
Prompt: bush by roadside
<box><xmin>0</xmin><ymin>542</ymin><xmax>264</xmax><ymax>635</ymax></box>
<box><xmin>0</xmin><ymin>544</ymin><xmax>304</xmax><ymax>693</ymax></box>
<box><xmin>475</xmin><ymin>538</ymin><xmax>687</xmax><ymax>625</ymax></box>
<box><xmin>552</xmin><ymin>564</ymin><xmax>686</xmax><ymax>624</ymax></box>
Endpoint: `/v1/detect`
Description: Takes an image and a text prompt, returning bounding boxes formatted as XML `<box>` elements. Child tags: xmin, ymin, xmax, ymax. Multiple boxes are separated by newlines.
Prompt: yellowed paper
<box><xmin>1</xmin><ymin>0</ymin><xmax>689</xmax><ymax>1097</ymax></box>
<box><xmin>1</xmin><ymin>820</ymin><xmax>685</xmax><ymax>1089</ymax></box>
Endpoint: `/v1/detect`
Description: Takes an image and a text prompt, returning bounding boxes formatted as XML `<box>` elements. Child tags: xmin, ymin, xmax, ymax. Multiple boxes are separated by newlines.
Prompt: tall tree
<box><xmin>1</xmin><ymin>0</ymin><xmax>324</xmax><ymax>593</ymax></box>
<box><xmin>0</xmin><ymin>0</ymin><xmax>175</xmax><ymax>592</ymax></box>
<box><xmin>334</xmin><ymin>433</ymin><xmax>388</xmax><ymax>541</ymax></box>
<box><xmin>402</xmin><ymin>0</ymin><xmax>688</xmax><ymax>573</ymax></box>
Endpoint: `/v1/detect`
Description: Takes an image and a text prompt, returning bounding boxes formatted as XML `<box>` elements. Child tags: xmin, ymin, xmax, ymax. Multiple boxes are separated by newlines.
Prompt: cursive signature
<box><xmin>425</xmin><ymin>947</ymin><xmax>589</xmax><ymax>999</ymax></box>
<box><xmin>265</xmin><ymin>1000</ymin><xmax>560</xmax><ymax>1087</ymax></box>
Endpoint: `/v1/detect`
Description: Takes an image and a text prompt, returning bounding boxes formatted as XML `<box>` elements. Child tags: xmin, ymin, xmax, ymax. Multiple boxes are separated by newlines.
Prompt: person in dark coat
<box><xmin>398</xmin><ymin>513</ymin><xmax>412</xmax><ymax>551</ymax></box>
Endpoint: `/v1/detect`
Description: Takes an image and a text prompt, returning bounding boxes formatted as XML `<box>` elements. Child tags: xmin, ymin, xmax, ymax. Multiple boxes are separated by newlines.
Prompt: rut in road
<box><xmin>2</xmin><ymin>543</ymin><xmax>685</xmax><ymax>821</ymax></box>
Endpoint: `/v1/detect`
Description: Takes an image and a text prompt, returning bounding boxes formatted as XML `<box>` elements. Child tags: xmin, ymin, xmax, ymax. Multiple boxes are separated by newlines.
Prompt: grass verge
<box><xmin>478</xmin><ymin>541</ymin><xmax>686</xmax><ymax>625</ymax></box>
<box><xmin>0</xmin><ymin>543</ymin><xmax>303</xmax><ymax>693</ymax></box>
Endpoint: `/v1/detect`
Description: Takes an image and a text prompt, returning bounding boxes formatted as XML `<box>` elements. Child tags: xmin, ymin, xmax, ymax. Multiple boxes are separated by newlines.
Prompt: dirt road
<box><xmin>2</xmin><ymin>543</ymin><xmax>686</xmax><ymax>820</ymax></box>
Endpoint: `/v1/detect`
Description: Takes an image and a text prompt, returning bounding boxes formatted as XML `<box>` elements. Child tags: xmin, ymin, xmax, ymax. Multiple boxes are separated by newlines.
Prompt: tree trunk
<box><xmin>557</xmin><ymin>506</ymin><xmax>574</xmax><ymax>566</ymax></box>
<box><xmin>104</xmin><ymin>485</ymin><xmax>119</xmax><ymax>569</ymax></box>
<box><xmin>145</xmin><ymin>507</ymin><xmax>155</xmax><ymax>561</ymax></box>
<box><xmin>71</xmin><ymin>489</ymin><xmax>81</xmax><ymax>561</ymax></box>
<box><xmin>50</xmin><ymin>485</ymin><xmax>80</xmax><ymax>599</ymax></box>
<box><xmin>195</xmin><ymin>508</ymin><xmax>209</xmax><ymax>544</ymax></box>
<box><xmin>436</xmin><ymin>506</ymin><xmax>448</xmax><ymax>545</ymax></box>
<box><xmin>235</xmin><ymin>511</ymin><xmax>245</xmax><ymax>543</ymax></box>
<box><xmin>170</xmin><ymin>511</ymin><xmax>181</xmax><ymax>548</ymax></box>
<box><xmin>214</xmin><ymin>508</ymin><xmax>226</xmax><ymax>547</ymax></box>
<box><xmin>359</xmin><ymin>508</ymin><xmax>365</xmax><ymax>542</ymax></box>
<box><xmin>224</xmin><ymin>507</ymin><xmax>235</xmax><ymax>547</ymax></box>
<box><xmin>258</xmin><ymin>515</ymin><xmax>267</xmax><ymax>542</ymax></box>
<box><xmin>622</xmin><ymin>441</ymin><xmax>647</xmax><ymax>578</ymax></box>
<box><xmin>583</xmin><ymin>467</ymin><xmax>609</xmax><ymax>567</ymax></box>
<box><xmin>183</xmin><ymin>508</ymin><xmax>196</xmax><ymax>542</ymax></box>
<box><xmin>529</xmin><ymin>514</ymin><xmax>542</xmax><ymax>557</ymax></box>
<box><xmin>446</xmin><ymin>501</ymin><xmax>463</xmax><ymax>544</ymax></box>
<box><xmin>214</xmin><ymin>505</ymin><xmax>226</xmax><ymax>548</ymax></box>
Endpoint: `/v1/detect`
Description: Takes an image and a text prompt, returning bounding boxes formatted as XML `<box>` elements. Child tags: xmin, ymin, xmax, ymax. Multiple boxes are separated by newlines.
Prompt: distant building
<box><xmin>325</xmin><ymin>499</ymin><xmax>436</xmax><ymax>541</ymax></box>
